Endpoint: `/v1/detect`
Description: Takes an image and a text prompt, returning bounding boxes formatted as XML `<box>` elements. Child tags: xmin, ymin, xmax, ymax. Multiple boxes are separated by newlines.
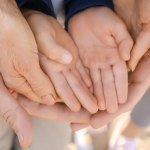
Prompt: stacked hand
<box><xmin>23</xmin><ymin>9</ymin><xmax>98</xmax><ymax>113</ymax></box>
<box><xmin>0</xmin><ymin>1</ymin><xmax>150</xmax><ymax>149</ymax></box>
<box><xmin>0</xmin><ymin>0</ymin><xmax>73</xmax><ymax>105</ymax></box>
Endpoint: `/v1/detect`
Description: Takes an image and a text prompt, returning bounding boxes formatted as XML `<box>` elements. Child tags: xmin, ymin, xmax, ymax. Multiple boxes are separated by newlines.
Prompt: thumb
<box><xmin>113</xmin><ymin>23</ymin><xmax>133</xmax><ymax>61</ymax></box>
<box><xmin>0</xmin><ymin>75</ymin><xmax>32</xmax><ymax>148</ymax></box>
<box><xmin>19</xmin><ymin>58</ymin><xmax>57</xmax><ymax>106</ymax></box>
<box><xmin>37</xmin><ymin>33</ymin><xmax>72</xmax><ymax>64</ymax></box>
<box><xmin>128</xmin><ymin>30</ymin><xmax>150</xmax><ymax>71</ymax></box>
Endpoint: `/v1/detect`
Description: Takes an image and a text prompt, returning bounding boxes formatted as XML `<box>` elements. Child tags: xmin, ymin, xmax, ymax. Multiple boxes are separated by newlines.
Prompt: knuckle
<box><xmin>1</xmin><ymin>106</ymin><xmax>20</xmax><ymax>127</ymax></box>
<box><xmin>32</xmin><ymin>83</ymin><xmax>46</xmax><ymax>93</ymax></box>
<box><xmin>15</xmin><ymin>56</ymin><xmax>39</xmax><ymax>75</ymax></box>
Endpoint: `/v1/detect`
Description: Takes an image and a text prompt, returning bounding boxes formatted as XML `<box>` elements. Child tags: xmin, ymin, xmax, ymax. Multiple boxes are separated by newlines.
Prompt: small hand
<box><xmin>91</xmin><ymin>50</ymin><xmax>150</xmax><ymax>128</ymax></box>
<box><xmin>23</xmin><ymin>10</ymin><xmax>98</xmax><ymax>113</ymax></box>
<box><xmin>68</xmin><ymin>7</ymin><xmax>133</xmax><ymax>113</ymax></box>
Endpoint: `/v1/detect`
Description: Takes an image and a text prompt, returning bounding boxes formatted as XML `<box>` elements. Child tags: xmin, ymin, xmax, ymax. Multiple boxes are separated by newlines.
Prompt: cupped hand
<box><xmin>0</xmin><ymin>0</ymin><xmax>57</xmax><ymax>105</ymax></box>
<box><xmin>23</xmin><ymin>10</ymin><xmax>98</xmax><ymax>113</ymax></box>
<box><xmin>91</xmin><ymin>50</ymin><xmax>150</xmax><ymax>128</ymax></box>
<box><xmin>113</xmin><ymin>0</ymin><xmax>150</xmax><ymax>71</ymax></box>
<box><xmin>68</xmin><ymin>7</ymin><xmax>133</xmax><ymax>113</ymax></box>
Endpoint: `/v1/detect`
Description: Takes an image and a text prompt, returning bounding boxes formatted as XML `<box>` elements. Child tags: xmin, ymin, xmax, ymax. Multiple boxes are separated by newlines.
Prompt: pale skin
<box><xmin>22</xmin><ymin>9</ymin><xmax>98</xmax><ymax>114</ymax></box>
<box><xmin>68</xmin><ymin>6</ymin><xmax>133</xmax><ymax>113</ymax></box>
<box><xmin>72</xmin><ymin>50</ymin><xmax>150</xmax><ymax>131</ymax></box>
<box><xmin>0</xmin><ymin>0</ymin><xmax>74</xmax><ymax>106</ymax></box>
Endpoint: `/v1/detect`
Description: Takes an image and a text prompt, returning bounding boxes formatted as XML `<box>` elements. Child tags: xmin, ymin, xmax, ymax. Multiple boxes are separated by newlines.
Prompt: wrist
<box><xmin>0</xmin><ymin>0</ymin><xmax>21</xmax><ymax>16</ymax></box>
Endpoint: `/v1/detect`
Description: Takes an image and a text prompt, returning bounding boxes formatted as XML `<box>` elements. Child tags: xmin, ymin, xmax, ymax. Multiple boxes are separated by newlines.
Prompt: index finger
<box><xmin>128</xmin><ymin>30</ymin><xmax>150</xmax><ymax>71</ymax></box>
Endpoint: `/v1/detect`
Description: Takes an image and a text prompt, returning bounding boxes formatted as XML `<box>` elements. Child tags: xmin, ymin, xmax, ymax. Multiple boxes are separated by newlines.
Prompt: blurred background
<box><xmin>65</xmin><ymin>113</ymin><xmax>150</xmax><ymax>150</ymax></box>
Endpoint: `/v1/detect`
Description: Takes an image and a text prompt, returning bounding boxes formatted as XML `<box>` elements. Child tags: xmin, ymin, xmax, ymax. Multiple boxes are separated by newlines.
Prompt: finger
<box><xmin>76</xmin><ymin>59</ymin><xmax>92</xmax><ymax>88</ymax></box>
<box><xmin>90</xmin><ymin>69</ymin><xmax>106</xmax><ymax>110</ymax></box>
<box><xmin>0</xmin><ymin>75</ymin><xmax>32</xmax><ymax>148</ymax></box>
<box><xmin>91</xmin><ymin>53</ymin><xmax>150</xmax><ymax>129</ymax></box>
<box><xmin>71</xmin><ymin>123</ymin><xmax>90</xmax><ymax>131</ymax></box>
<box><xmin>37</xmin><ymin>33</ymin><xmax>72</xmax><ymax>64</ymax></box>
<box><xmin>63</xmin><ymin>71</ymin><xmax>98</xmax><ymax>114</ymax></box>
<box><xmin>22</xmin><ymin>62</ymin><xmax>56</xmax><ymax>105</ymax></box>
<box><xmin>113</xmin><ymin>22</ymin><xmax>133</xmax><ymax>60</ymax></box>
<box><xmin>18</xmin><ymin>95</ymin><xmax>91</xmax><ymax>124</ymax></box>
<box><xmin>50</xmin><ymin>72</ymin><xmax>81</xmax><ymax>112</ymax></box>
<box><xmin>91</xmin><ymin>82</ymin><xmax>149</xmax><ymax>129</ymax></box>
<box><xmin>5</xmin><ymin>75</ymin><xmax>47</xmax><ymax>104</ymax></box>
<box><xmin>128</xmin><ymin>30</ymin><xmax>150</xmax><ymax>71</ymax></box>
<box><xmin>101</xmin><ymin>67</ymin><xmax>118</xmax><ymax>113</ymax></box>
<box><xmin>112</xmin><ymin>61</ymin><xmax>128</xmax><ymax>104</ymax></box>
<box><xmin>71</xmin><ymin>69</ymin><xmax>91</xmax><ymax>93</ymax></box>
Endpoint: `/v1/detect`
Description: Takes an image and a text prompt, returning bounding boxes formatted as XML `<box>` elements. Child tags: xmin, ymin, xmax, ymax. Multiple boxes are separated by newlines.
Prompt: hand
<box><xmin>0</xmin><ymin>0</ymin><xmax>58</xmax><ymax>105</ymax></box>
<box><xmin>68</xmin><ymin>7</ymin><xmax>133</xmax><ymax>113</ymax></box>
<box><xmin>22</xmin><ymin>9</ymin><xmax>72</xmax><ymax>64</ymax></box>
<box><xmin>113</xmin><ymin>0</ymin><xmax>150</xmax><ymax>71</ymax></box>
<box><xmin>73</xmin><ymin>50</ymin><xmax>150</xmax><ymax>130</ymax></box>
<box><xmin>91</xmin><ymin>50</ymin><xmax>150</xmax><ymax>128</ymax></box>
<box><xmin>23</xmin><ymin>10</ymin><xmax>98</xmax><ymax>113</ymax></box>
<box><xmin>0</xmin><ymin>74</ymin><xmax>91</xmax><ymax>148</ymax></box>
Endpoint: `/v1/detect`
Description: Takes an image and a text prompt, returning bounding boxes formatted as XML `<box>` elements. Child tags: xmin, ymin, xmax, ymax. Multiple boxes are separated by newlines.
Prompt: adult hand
<box><xmin>0</xmin><ymin>0</ymin><xmax>56</xmax><ymax>105</ymax></box>
<box><xmin>0</xmin><ymin>74</ymin><xmax>91</xmax><ymax>148</ymax></box>
<box><xmin>113</xmin><ymin>0</ymin><xmax>150</xmax><ymax>71</ymax></box>
<box><xmin>0</xmin><ymin>1</ymin><xmax>73</xmax><ymax>105</ymax></box>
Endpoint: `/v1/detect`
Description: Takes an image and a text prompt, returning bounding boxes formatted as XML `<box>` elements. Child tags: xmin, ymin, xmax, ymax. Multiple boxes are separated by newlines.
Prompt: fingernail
<box><xmin>132</xmin><ymin>59</ymin><xmax>139</xmax><ymax>72</ymax></box>
<box><xmin>42</xmin><ymin>94</ymin><xmax>55</xmax><ymax>105</ymax></box>
<box><xmin>61</xmin><ymin>54</ymin><xmax>72</xmax><ymax>64</ymax></box>
<box><xmin>17</xmin><ymin>131</ymin><xmax>23</xmax><ymax>147</ymax></box>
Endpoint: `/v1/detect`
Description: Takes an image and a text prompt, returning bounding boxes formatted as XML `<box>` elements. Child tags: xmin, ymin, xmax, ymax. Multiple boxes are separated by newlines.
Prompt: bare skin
<box><xmin>72</xmin><ymin>50</ymin><xmax>150</xmax><ymax>130</ymax></box>
<box><xmin>0</xmin><ymin>0</ymin><xmax>73</xmax><ymax>105</ymax></box>
<box><xmin>90</xmin><ymin>50</ymin><xmax>150</xmax><ymax>129</ymax></box>
<box><xmin>0</xmin><ymin>75</ymin><xmax>91</xmax><ymax>148</ymax></box>
<box><xmin>68</xmin><ymin>6</ymin><xmax>133</xmax><ymax>113</ymax></box>
<box><xmin>113</xmin><ymin>0</ymin><xmax>150</xmax><ymax>71</ymax></box>
<box><xmin>22</xmin><ymin>9</ymin><xmax>98</xmax><ymax>113</ymax></box>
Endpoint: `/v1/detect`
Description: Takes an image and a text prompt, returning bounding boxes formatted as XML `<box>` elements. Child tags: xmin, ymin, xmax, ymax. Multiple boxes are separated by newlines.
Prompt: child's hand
<box><xmin>68</xmin><ymin>7</ymin><xmax>133</xmax><ymax>113</ymax></box>
<box><xmin>23</xmin><ymin>10</ymin><xmax>98</xmax><ymax>114</ymax></box>
<box><xmin>91</xmin><ymin>50</ymin><xmax>150</xmax><ymax>129</ymax></box>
